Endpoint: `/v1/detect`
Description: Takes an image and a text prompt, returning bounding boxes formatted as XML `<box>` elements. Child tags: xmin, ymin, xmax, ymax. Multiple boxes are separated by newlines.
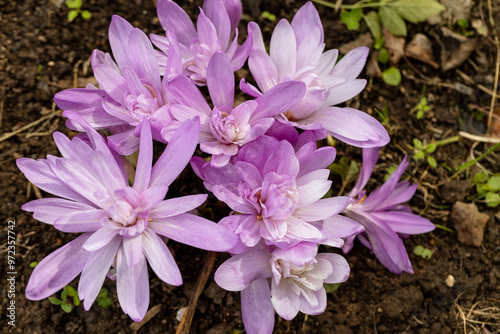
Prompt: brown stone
<box><xmin>450</xmin><ymin>201</ymin><xmax>489</xmax><ymax>246</ymax></box>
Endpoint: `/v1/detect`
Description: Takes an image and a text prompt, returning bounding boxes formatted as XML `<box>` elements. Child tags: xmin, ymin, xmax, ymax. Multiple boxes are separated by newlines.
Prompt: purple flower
<box><xmin>164</xmin><ymin>52</ymin><xmax>306</xmax><ymax>167</ymax></box>
<box><xmin>54</xmin><ymin>16</ymin><xmax>177</xmax><ymax>156</ymax></box>
<box><xmin>241</xmin><ymin>2</ymin><xmax>389</xmax><ymax>148</ymax></box>
<box><xmin>191</xmin><ymin>133</ymin><xmax>354</xmax><ymax>249</ymax></box>
<box><xmin>214</xmin><ymin>242</ymin><xmax>350</xmax><ymax>333</ymax></box>
<box><xmin>17</xmin><ymin>114</ymin><xmax>238</xmax><ymax>321</ymax></box>
<box><xmin>151</xmin><ymin>0</ymin><xmax>252</xmax><ymax>85</ymax></box>
<box><xmin>343</xmin><ymin>148</ymin><xmax>435</xmax><ymax>274</ymax></box>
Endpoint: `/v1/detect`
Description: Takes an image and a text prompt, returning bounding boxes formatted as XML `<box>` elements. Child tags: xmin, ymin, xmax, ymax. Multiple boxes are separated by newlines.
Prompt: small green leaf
<box><xmin>363</xmin><ymin>11</ymin><xmax>381</xmax><ymax>40</ymax></box>
<box><xmin>416</xmin><ymin>109</ymin><xmax>424</xmax><ymax>119</ymax></box>
<box><xmin>73</xmin><ymin>296</ymin><xmax>81</xmax><ymax>306</ymax></box>
<box><xmin>341</xmin><ymin>8</ymin><xmax>363</xmax><ymax>31</ymax></box>
<box><xmin>485</xmin><ymin>192</ymin><xmax>500</xmax><ymax>207</ymax></box>
<box><xmin>379</xmin><ymin>6</ymin><xmax>406</xmax><ymax>36</ymax></box>
<box><xmin>390</xmin><ymin>0</ymin><xmax>446</xmax><ymax>24</ymax></box>
<box><xmin>65</xmin><ymin>0</ymin><xmax>82</xmax><ymax>9</ymax></box>
<box><xmin>487</xmin><ymin>175</ymin><xmax>500</xmax><ymax>191</ymax></box>
<box><xmin>421</xmin><ymin>248</ymin><xmax>432</xmax><ymax>259</ymax></box>
<box><xmin>324</xmin><ymin>283</ymin><xmax>341</xmax><ymax>293</ymax></box>
<box><xmin>346</xmin><ymin>160</ymin><xmax>360</xmax><ymax>182</ymax></box>
<box><xmin>81</xmin><ymin>10</ymin><xmax>92</xmax><ymax>20</ymax></box>
<box><xmin>413</xmin><ymin>138</ymin><xmax>423</xmax><ymax>149</ymax></box>
<box><xmin>378</xmin><ymin>48</ymin><xmax>389</xmax><ymax>64</ymax></box>
<box><xmin>68</xmin><ymin>9</ymin><xmax>79</xmax><ymax>22</ymax></box>
<box><xmin>425</xmin><ymin>143</ymin><xmax>437</xmax><ymax>153</ymax></box>
<box><xmin>382</xmin><ymin>67</ymin><xmax>401</xmax><ymax>86</ymax></box>
<box><xmin>426</xmin><ymin>156</ymin><xmax>437</xmax><ymax>168</ymax></box>
<box><xmin>261</xmin><ymin>11</ymin><xmax>276</xmax><ymax>21</ymax></box>
<box><xmin>414</xmin><ymin>150</ymin><xmax>425</xmax><ymax>160</ymax></box>
<box><xmin>66</xmin><ymin>286</ymin><xmax>78</xmax><ymax>297</ymax></box>
<box><xmin>61</xmin><ymin>288</ymin><xmax>68</xmax><ymax>300</ymax></box>
<box><xmin>457</xmin><ymin>19</ymin><xmax>470</xmax><ymax>29</ymax></box>
<box><xmin>474</xmin><ymin>172</ymin><xmax>489</xmax><ymax>184</ymax></box>
<box><xmin>61</xmin><ymin>303</ymin><xmax>72</xmax><ymax>313</ymax></box>
<box><xmin>413</xmin><ymin>245</ymin><xmax>424</xmax><ymax>256</ymax></box>
<box><xmin>29</xmin><ymin>261</ymin><xmax>38</xmax><ymax>268</ymax></box>
<box><xmin>49</xmin><ymin>297</ymin><xmax>62</xmax><ymax>305</ymax></box>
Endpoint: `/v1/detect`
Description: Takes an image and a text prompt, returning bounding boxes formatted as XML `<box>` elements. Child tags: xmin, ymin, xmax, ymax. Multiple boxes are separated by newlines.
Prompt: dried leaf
<box><xmin>405</xmin><ymin>33</ymin><xmax>439</xmax><ymax>69</ymax></box>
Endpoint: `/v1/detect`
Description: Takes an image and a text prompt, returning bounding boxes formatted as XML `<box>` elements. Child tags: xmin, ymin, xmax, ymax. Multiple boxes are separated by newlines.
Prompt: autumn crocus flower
<box><xmin>241</xmin><ymin>1</ymin><xmax>389</xmax><ymax>148</ymax></box>
<box><xmin>151</xmin><ymin>0</ymin><xmax>252</xmax><ymax>85</ymax></box>
<box><xmin>214</xmin><ymin>242</ymin><xmax>350</xmax><ymax>334</ymax></box>
<box><xmin>191</xmin><ymin>134</ymin><xmax>352</xmax><ymax>249</ymax></box>
<box><xmin>164</xmin><ymin>52</ymin><xmax>306</xmax><ymax>167</ymax></box>
<box><xmin>17</xmin><ymin>114</ymin><xmax>238</xmax><ymax>321</ymax></box>
<box><xmin>342</xmin><ymin>147</ymin><xmax>435</xmax><ymax>274</ymax></box>
<box><xmin>55</xmin><ymin>15</ymin><xmax>179</xmax><ymax>156</ymax></box>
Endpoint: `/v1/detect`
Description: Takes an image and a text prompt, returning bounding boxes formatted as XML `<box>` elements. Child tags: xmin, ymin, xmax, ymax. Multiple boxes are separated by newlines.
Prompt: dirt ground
<box><xmin>1</xmin><ymin>0</ymin><xmax>500</xmax><ymax>333</ymax></box>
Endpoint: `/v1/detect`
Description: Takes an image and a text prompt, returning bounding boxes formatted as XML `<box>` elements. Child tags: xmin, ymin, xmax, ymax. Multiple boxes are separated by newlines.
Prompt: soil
<box><xmin>1</xmin><ymin>0</ymin><xmax>500</xmax><ymax>333</ymax></box>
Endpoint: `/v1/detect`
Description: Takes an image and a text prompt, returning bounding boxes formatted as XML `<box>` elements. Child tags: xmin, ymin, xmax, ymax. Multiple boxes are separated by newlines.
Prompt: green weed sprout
<box><xmin>413</xmin><ymin>245</ymin><xmax>432</xmax><ymax>259</ymax></box>
<box><xmin>412</xmin><ymin>86</ymin><xmax>431</xmax><ymax>119</ymax></box>
<box><xmin>412</xmin><ymin>136</ymin><xmax>460</xmax><ymax>168</ymax></box>
<box><xmin>471</xmin><ymin>172</ymin><xmax>500</xmax><ymax>207</ymax></box>
<box><xmin>96</xmin><ymin>288</ymin><xmax>112</xmax><ymax>308</ymax></box>
<box><xmin>48</xmin><ymin>286</ymin><xmax>80</xmax><ymax>313</ymax></box>
<box><xmin>314</xmin><ymin>0</ymin><xmax>444</xmax><ymax>86</ymax></box>
<box><xmin>66</xmin><ymin>0</ymin><xmax>92</xmax><ymax>22</ymax></box>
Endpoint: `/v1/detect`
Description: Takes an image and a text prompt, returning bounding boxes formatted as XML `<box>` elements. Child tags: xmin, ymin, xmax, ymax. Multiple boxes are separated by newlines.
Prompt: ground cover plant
<box><xmin>2</xmin><ymin>0</ymin><xmax>500</xmax><ymax>333</ymax></box>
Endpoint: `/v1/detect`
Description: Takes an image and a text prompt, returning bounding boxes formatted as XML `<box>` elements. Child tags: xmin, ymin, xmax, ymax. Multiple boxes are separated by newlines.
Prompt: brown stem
<box><xmin>175</xmin><ymin>251</ymin><xmax>216</xmax><ymax>334</ymax></box>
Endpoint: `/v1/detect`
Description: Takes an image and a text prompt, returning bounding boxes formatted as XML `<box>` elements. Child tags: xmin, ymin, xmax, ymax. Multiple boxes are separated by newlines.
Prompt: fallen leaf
<box><xmin>383</xmin><ymin>28</ymin><xmax>405</xmax><ymax>65</ymax></box>
<box><xmin>405</xmin><ymin>33</ymin><xmax>439</xmax><ymax>68</ymax></box>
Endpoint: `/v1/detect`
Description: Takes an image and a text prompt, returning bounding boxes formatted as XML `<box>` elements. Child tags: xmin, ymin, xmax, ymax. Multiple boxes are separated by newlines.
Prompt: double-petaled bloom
<box><xmin>215</xmin><ymin>241</ymin><xmax>350</xmax><ymax>334</ymax></box>
<box><xmin>191</xmin><ymin>131</ymin><xmax>359</xmax><ymax>249</ymax></box>
<box><xmin>241</xmin><ymin>1</ymin><xmax>389</xmax><ymax>148</ymax></box>
<box><xmin>17</xmin><ymin>114</ymin><xmax>238</xmax><ymax>321</ymax></box>
<box><xmin>342</xmin><ymin>147</ymin><xmax>435</xmax><ymax>274</ymax></box>
<box><xmin>151</xmin><ymin>0</ymin><xmax>253</xmax><ymax>85</ymax></box>
<box><xmin>164</xmin><ymin>52</ymin><xmax>306</xmax><ymax>167</ymax></box>
<box><xmin>55</xmin><ymin>15</ymin><xmax>178</xmax><ymax>156</ymax></box>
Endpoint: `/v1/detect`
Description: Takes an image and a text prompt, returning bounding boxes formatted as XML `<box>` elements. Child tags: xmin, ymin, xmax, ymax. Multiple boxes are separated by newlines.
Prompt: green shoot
<box><xmin>382</xmin><ymin>67</ymin><xmax>401</xmax><ymax>86</ymax></box>
<box><xmin>96</xmin><ymin>288</ymin><xmax>112</xmax><ymax>308</ymax></box>
<box><xmin>340</xmin><ymin>8</ymin><xmax>363</xmax><ymax>30</ymax></box>
<box><xmin>471</xmin><ymin>172</ymin><xmax>500</xmax><ymax>208</ymax></box>
<box><xmin>329</xmin><ymin>157</ymin><xmax>359</xmax><ymax>195</ymax></box>
<box><xmin>29</xmin><ymin>261</ymin><xmax>38</xmax><ymax>268</ymax></box>
<box><xmin>374</xmin><ymin>101</ymin><xmax>389</xmax><ymax>126</ymax></box>
<box><xmin>261</xmin><ymin>11</ymin><xmax>276</xmax><ymax>21</ymax></box>
<box><xmin>324</xmin><ymin>283</ymin><xmax>341</xmax><ymax>293</ymax></box>
<box><xmin>48</xmin><ymin>286</ymin><xmax>81</xmax><ymax>313</ymax></box>
<box><xmin>65</xmin><ymin>0</ymin><xmax>92</xmax><ymax>22</ymax></box>
<box><xmin>413</xmin><ymin>245</ymin><xmax>432</xmax><ymax>259</ymax></box>
<box><xmin>412</xmin><ymin>136</ymin><xmax>460</xmax><ymax>168</ymax></box>
<box><xmin>412</xmin><ymin>85</ymin><xmax>431</xmax><ymax>119</ymax></box>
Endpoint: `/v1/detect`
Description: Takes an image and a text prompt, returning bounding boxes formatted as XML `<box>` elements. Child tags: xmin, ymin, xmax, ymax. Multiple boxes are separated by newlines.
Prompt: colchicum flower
<box><xmin>164</xmin><ymin>52</ymin><xmax>306</xmax><ymax>167</ymax></box>
<box><xmin>241</xmin><ymin>1</ymin><xmax>389</xmax><ymax>147</ymax></box>
<box><xmin>17</xmin><ymin>114</ymin><xmax>238</xmax><ymax>321</ymax></box>
<box><xmin>191</xmin><ymin>133</ymin><xmax>352</xmax><ymax>249</ymax></box>
<box><xmin>214</xmin><ymin>241</ymin><xmax>350</xmax><ymax>334</ymax></box>
<box><xmin>151</xmin><ymin>0</ymin><xmax>253</xmax><ymax>85</ymax></box>
<box><xmin>343</xmin><ymin>147</ymin><xmax>435</xmax><ymax>274</ymax></box>
<box><xmin>55</xmin><ymin>15</ymin><xmax>178</xmax><ymax>156</ymax></box>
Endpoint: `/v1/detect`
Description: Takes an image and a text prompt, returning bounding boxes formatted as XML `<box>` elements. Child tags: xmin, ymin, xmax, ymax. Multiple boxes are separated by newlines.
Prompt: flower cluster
<box><xmin>17</xmin><ymin>0</ymin><xmax>434</xmax><ymax>332</ymax></box>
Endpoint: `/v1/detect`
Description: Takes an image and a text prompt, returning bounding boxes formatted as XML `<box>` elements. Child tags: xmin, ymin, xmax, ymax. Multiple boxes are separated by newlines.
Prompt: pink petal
<box><xmin>270</xmin><ymin>19</ymin><xmax>297</xmax><ymax>78</ymax></box>
<box><xmin>214</xmin><ymin>249</ymin><xmax>272</xmax><ymax>291</ymax></box>
<box><xmin>133</xmin><ymin>121</ymin><xmax>153</xmax><ymax>191</ymax></box>
<box><xmin>26</xmin><ymin>233</ymin><xmax>92</xmax><ymax>300</ymax></box>
<box><xmin>79</xmin><ymin>236</ymin><xmax>121</xmax><ymax>310</ymax></box>
<box><xmin>156</xmin><ymin>0</ymin><xmax>197</xmax><ymax>46</ymax></box>
<box><xmin>271</xmin><ymin>279</ymin><xmax>300</xmax><ymax>320</ymax></box>
<box><xmin>150</xmin><ymin>194</ymin><xmax>208</xmax><ymax>219</ymax></box>
<box><xmin>241</xmin><ymin>279</ymin><xmax>275</xmax><ymax>334</ymax></box>
<box><xmin>142</xmin><ymin>228</ymin><xmax>182</xmax><ymax>285</ymax></box>
<box><xmin>22</xmin><ymin>198</ymin><xmax>96</xmax><ymax>225</ymax></box>
<box><xmin>149</xmin><ymin>213</ymin><xmax>238</xmax><ymax>251</ymax></box>
<box><xmin>207</xmin><ymin>52</ymin><xmax>235</xmax><ymax>109</ymax></box>
<box><xmin>116</xmin><ymin>245</ymin><xmax>149</xmax><ymax>321</ymax></box>
<box><xmin>150</xmin><ymin>117</ymin><xmax>200</xmax><ymax>188</ymax></box>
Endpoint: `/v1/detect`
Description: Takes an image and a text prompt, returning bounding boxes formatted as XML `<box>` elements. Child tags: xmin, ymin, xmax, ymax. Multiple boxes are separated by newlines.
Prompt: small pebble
<box><xmin>176</xmin><ymin>306</ymin><xmax>187</xmax><ymax>321</ymax></box>
<box><xmin>445</xmin><ymin>275</ymin><xmax>455</xmax><ymax>287</ymax></box>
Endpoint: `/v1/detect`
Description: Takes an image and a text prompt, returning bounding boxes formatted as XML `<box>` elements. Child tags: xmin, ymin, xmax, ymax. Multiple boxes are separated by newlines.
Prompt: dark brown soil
<box><xmin>1</xmin><ymin>0</ymin><xmax>499</xmax><ymax>333</ymax></box>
